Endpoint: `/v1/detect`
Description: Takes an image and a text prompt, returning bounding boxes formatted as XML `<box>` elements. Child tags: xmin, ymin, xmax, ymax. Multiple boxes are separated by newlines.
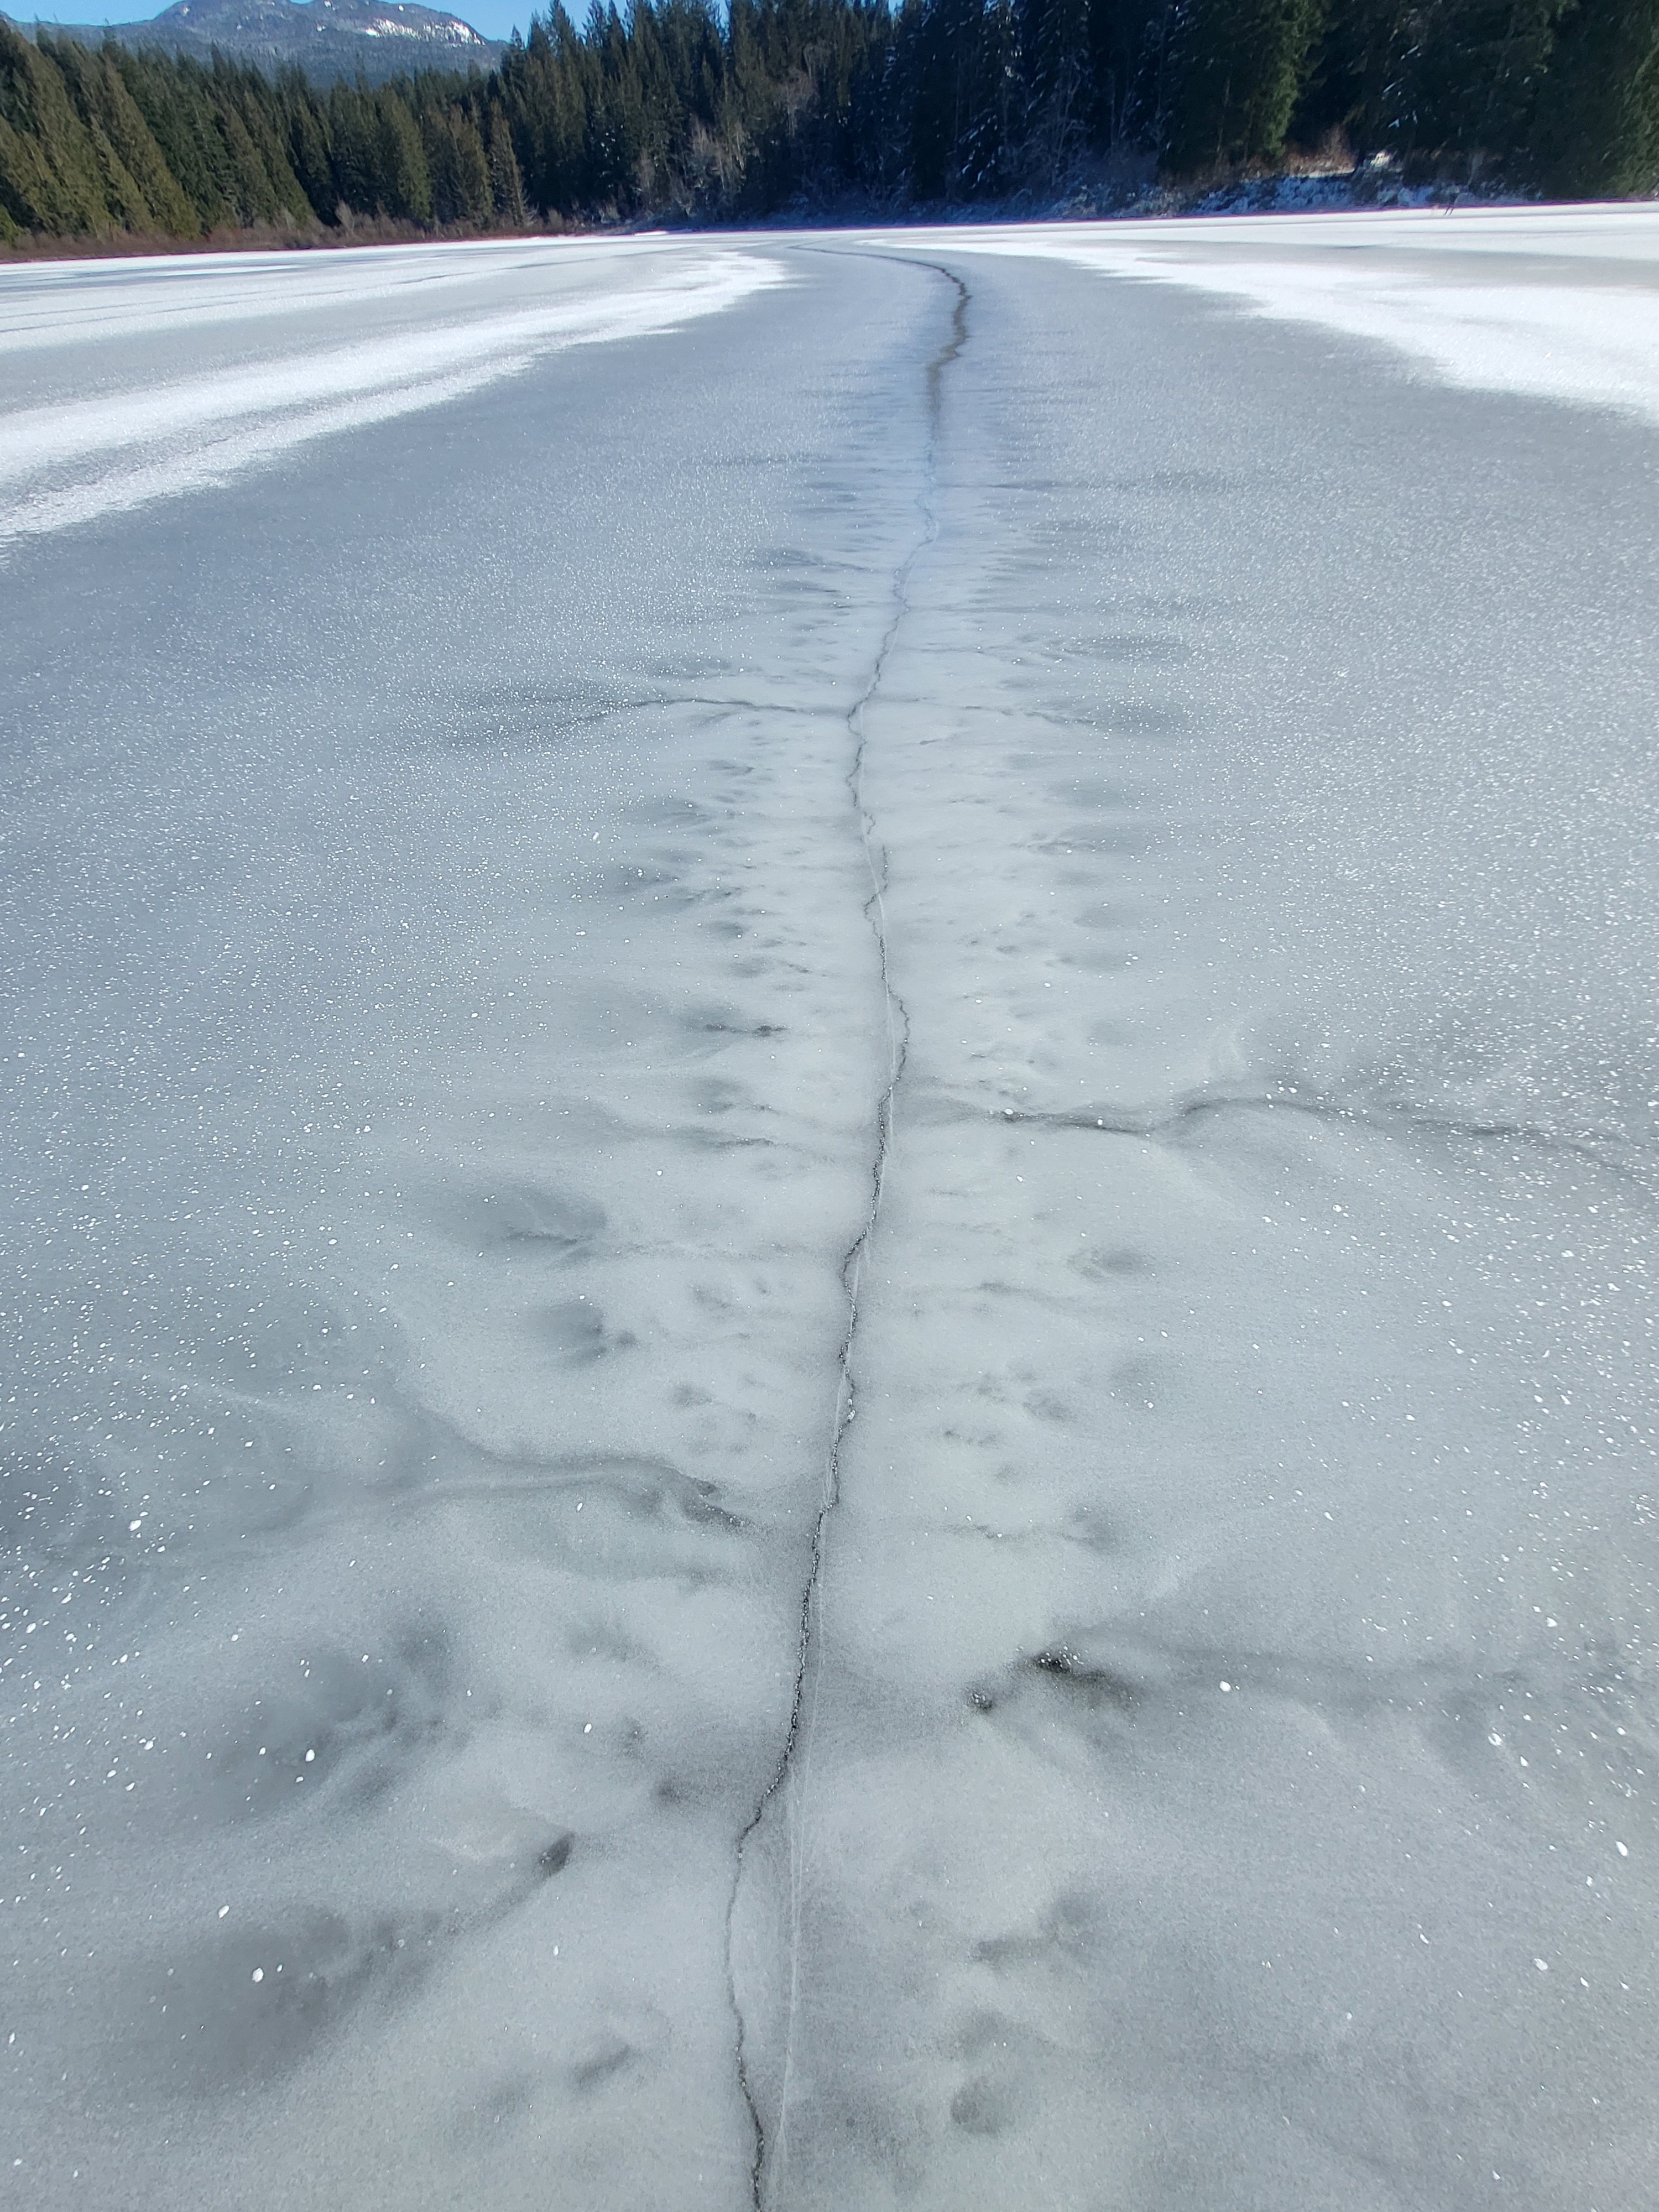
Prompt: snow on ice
<box><xmin>2</xmin><ymin>212</ymin><xmax>1657</xmax><ymax>2210</ymax></box>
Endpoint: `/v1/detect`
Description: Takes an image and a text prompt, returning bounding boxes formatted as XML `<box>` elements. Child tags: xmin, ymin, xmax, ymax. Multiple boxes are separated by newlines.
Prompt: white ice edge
<box><xmin>936</xmin><ymin>217</ymin><xmax>1659</xmax><ymax>426</ymax></box>
<box><xmin>0</xmin><ymin>234</ymin><xmax>693</xmax><ymax>354</ymax></box>
<box><xmin>0</xmin><ymin>253</ymin><xmax>786</xmax><ymax>549</ymax></box>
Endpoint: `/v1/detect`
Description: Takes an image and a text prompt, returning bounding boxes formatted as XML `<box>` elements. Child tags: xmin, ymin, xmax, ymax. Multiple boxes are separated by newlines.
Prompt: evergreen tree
<box><xmin>1531</xmin><ymin>0</ymin><xmax>1659</xmax><ymax>194</ymax></box>
<box><xmin>1291</xmin><ymin>0</ymin><xmax>1386</xmax><ymax>150</ymax></box>
<box><xmin>1394</xmin><ymin>0</ymin><xmax>1568</xmax><ymax>175</ymax></box>
<box><xmin>422</xmin><ymin>101</ymin><xmax>492</xmax><ymax>222</ymax></box>
<box><xmin>369</xmin><ymin>86</ymin><xmax>433</xmax><ymax>222</ymax></box>
<box><xmin>1087</xmin><ymin>0</ymin><xmax>1175</xmax><ymax>154</ymax></box>
<box><xmin>277</xmin><ymin>66</ymin><xmax>338</xmax><ymax>223</ymax></box>
<box><xmin>1019</xmin><ymin>0</ymin><xmax>1095</xmax><ymax>181</ymax></box>
<box><xmin>486</xmin><ymin>103</ymin><xmax>529</xmax><ymax>222</ymax></box>
<box><xmin>1162</xmin><ymin>0</ymin><xmax>1324</xmax><ymax>170</ymax></box>
<box><xmin>3</xmin><ymin>0</ymin><xmax>1658</xmax><ymax>252</ymax></box>
<box><xmin>116</xmin><ymin>47</ymin><xmax>239</xmax><ymax>228</ymax></box>
<box><xmin>45</xmin><ymin>35</ymin><xmax>199</xmax><ymax>233</ymax></box>
<box><xmin>1</xmin><ymin>22</ymin><xmax>127</xmax><ymax>234</ymax></box>
<box><xmin>906</xmin><ymin>0</ymin><xmax>980</xmax><ymax>199</ymax></box>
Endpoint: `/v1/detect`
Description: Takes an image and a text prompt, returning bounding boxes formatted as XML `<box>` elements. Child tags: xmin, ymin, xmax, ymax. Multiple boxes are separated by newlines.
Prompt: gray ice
<box><xmin>2</xmin><ymin>213</ymin><xmax>1658</xmax><ymax>2211</ymax></box>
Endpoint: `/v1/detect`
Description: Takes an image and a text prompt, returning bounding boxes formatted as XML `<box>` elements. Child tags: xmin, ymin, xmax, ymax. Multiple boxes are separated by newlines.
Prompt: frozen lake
<box><xmin>3</xmin><ymin>208</ymin><xmax>1658</xmax><ymax>2209</ymax></box>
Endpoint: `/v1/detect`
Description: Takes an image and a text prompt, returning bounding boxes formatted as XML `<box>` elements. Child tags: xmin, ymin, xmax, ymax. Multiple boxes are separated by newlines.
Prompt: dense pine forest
<box><xmin>1</xmin><ymin>0</ymin><xmax>1656</xmax><ymax>250</ymax></box>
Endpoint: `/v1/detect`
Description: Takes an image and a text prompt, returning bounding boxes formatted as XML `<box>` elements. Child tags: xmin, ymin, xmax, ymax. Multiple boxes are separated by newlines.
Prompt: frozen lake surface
<box><xmin>3</xmin><ymin>208</ymin><xmax>1658</xmax><ymax>2209</ymax></box>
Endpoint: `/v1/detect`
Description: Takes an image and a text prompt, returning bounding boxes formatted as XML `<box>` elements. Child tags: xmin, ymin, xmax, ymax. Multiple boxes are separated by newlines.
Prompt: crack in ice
<box><xmin>981</xmin><ymin>1084</ymin><xmax>1658</xmax><ymax>1193</ymax></box>
<box><xmin>728</xmin><ymin>257</ymin><xmax>968</xmax><ymax>2212</ymax></box>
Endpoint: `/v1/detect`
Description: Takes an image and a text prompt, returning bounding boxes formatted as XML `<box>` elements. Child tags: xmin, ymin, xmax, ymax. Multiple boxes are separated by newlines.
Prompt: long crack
<box><xmin>727</xmin><ymin>256</ymin><xmax>969</xmax><ymax>2212</ymax></box>
<box><xmin>981</xmin><ymin>1086</ymin><xmax>1659</xmax><ymax>1194</ymax></box>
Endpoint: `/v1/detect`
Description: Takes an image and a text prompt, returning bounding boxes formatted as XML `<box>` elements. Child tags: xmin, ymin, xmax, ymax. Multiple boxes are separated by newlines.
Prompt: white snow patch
<box><xmin>0</xmin><ymin>248</ymin><xmax>785</xmax><ymax>549</ymax></box>
<box><xmin>919</xmin><ymin>205</ymin><xmax>1659</xmax><ymax>427</ymax></box>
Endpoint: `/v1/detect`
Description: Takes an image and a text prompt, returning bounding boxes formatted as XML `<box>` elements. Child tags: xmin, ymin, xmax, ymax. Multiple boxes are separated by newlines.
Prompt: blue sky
<box><xmin>33</xmin><ymin>0</ymin><xmax>535</xmax><ymax>38</ymax></box>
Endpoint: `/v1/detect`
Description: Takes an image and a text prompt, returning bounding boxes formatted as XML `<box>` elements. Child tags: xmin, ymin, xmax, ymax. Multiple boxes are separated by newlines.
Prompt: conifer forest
<box><xmin>0</xmin><ymin>0</ymin><xmax>1656</xmax><ymax>250</ymax></box>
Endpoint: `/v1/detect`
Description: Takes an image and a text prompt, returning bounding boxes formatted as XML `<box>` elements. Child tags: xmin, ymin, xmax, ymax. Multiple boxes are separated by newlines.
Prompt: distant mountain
<box><xmin>14</xmin><ymin>0</ymin><xmax>506</xmax><ymax>82</ymax></box>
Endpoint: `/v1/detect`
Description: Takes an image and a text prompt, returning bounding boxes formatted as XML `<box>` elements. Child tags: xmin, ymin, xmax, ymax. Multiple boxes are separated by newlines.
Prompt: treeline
<box><xmin>0</xmin><ymin>23</ymin><xmax>526</xmax><ymax>242</ymax></box>
<box><xmin>2</xmin><ymin>0</ymin><xmax>1657</xmax><ymax>249</ymax></box>
<box><xmin>500</xmin><ymin>0</ymin><xmax>1659</xmax><ymax>205</ymax></box>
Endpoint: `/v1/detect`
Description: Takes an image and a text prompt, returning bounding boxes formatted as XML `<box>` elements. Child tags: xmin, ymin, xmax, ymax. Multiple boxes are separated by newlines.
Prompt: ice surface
<box><xmin>0</xmin><ymin>242</ymin><xmax>783</xmax><ymax>547</ymax></box>
<box><xmin>3</xmin><ymin>217</ymin><xmax>1658</xmax><ymax>2210</ymax></box>
<box><xmin>933</xmin><ymin>205</ymin><xmax>1659</xmax><ymax>424</ymax></box>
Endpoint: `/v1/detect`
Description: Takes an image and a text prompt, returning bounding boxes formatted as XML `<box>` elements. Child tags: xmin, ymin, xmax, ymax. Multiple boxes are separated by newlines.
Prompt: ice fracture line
<box><xmin>728</xmin><ymin>256</ymin><xmax>969</xmax><ymax>2212</ymax></box>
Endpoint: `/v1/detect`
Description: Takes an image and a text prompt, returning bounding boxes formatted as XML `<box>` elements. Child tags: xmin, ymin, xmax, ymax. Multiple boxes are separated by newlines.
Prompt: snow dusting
<box><xmin>2</xmin><ymin>216</ymin><xmax>1656</xmax><ymax>2210</ymax></box>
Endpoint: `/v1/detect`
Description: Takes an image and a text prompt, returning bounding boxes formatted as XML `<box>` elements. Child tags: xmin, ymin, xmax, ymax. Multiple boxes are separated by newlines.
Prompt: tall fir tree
<box><xmin>1162</xmin><ymin>0</ymin><xmax>1325</xmax><ymax>169</ymax></box>
<box><xmin>1530</xmin><ymin>0</ymin><xmax>1659</xmax><ymax>194</ymax></box>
